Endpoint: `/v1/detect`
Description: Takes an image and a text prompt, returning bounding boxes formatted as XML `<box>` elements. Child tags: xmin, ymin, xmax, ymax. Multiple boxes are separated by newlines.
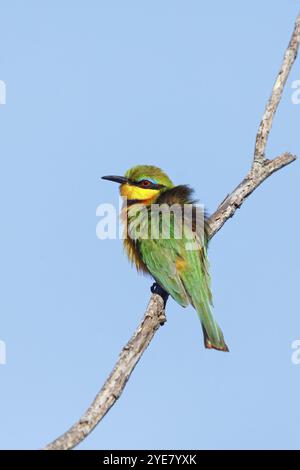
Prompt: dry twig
<box><xmin>45</xmin><ymin>12</ymin><xmax>299</xmax><ymax>450</ymax></box>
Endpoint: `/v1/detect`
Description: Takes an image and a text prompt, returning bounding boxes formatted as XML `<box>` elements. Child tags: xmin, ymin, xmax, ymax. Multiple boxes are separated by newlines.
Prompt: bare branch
<box><xmin>45</xmin><ymin>12</ymin><xmax>299</xmax><ymax>451</ymax></box>
<box><xmin>45</xmin><ymin>295</ymin><xmax>166</xmax><ymax>450</ymax></box>
<box><xmin>253</xmin><ymin>13</ymin><xmax>300</xmax><ymax>167</ymax></box>
<box><xmin>207</xmin><ymin>152</ymin><xmax>296</xmax><ymax>239</ymax></box>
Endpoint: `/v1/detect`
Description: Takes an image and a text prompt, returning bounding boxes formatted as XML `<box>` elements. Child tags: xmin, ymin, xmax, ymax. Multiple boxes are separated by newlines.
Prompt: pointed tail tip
<box><xmin>205</xmin><ymin>338</ymin><xmax>230</xmax><ymax>352</ymax></box>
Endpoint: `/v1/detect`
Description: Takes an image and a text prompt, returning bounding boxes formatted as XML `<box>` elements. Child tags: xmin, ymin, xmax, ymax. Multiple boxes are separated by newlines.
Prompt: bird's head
<box><xmin>102</xmin><ymin>165</ymin><xmax>174</xmax><ymax>203</ymax></box>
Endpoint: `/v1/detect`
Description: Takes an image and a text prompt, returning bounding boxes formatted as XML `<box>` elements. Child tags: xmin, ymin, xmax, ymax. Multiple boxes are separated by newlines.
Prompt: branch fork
<box><xmin>45</xmin><ymin>12</ymin><xmax>299</xmax><ymax>450</ymax></box>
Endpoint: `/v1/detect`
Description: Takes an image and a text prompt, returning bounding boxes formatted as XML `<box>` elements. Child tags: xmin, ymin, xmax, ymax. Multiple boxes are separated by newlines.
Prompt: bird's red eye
<box><xmin>141</xmin><ymin>180</ymin><xmax>151</xmax><ymax>187</ymax></box>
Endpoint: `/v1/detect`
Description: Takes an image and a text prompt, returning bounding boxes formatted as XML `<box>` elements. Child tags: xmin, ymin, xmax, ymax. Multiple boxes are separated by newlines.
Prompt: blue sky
<box><xmin>0</xmin><ymin>1</ymin><xmax>299</xmax><ymax>450</ymax></box>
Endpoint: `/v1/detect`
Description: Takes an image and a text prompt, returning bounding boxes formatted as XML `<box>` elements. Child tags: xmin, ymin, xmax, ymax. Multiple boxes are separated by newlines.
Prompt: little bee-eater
<box><xmin>102</xmin><ymin>165</ymin><xmax>228</xmax><ymax>352</ymax></box>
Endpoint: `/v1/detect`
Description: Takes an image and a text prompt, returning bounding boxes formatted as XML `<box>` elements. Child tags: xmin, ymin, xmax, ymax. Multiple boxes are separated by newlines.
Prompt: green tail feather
<box><xmin>194</xmin><ymin>302</ymin><xmax>229</xmax><ymax>352</ymax></box>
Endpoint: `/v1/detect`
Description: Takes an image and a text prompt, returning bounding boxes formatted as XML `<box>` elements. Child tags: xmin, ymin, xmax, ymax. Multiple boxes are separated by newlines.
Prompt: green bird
<box><xmin>102</xmin><ymin>165</ymin><xmax>228</xmax><ymax>352</ymax></box>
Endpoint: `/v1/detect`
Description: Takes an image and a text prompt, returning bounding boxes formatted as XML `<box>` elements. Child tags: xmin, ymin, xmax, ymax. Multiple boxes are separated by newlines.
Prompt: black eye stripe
<box><xmin>130</xmin><ymin>179</ymin><xmax>164</xmax><ymax>190</ymax></box>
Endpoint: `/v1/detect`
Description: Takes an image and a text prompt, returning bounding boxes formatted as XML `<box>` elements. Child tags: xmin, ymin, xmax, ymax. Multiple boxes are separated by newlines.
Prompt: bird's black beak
<box><xmin>101</xmin><ymin>175</ymin><xmax>129</xmax><ymax>184</ymax></box>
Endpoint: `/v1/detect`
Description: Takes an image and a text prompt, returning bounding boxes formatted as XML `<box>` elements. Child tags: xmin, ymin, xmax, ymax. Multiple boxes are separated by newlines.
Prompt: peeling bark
<box><xmin>45</xmin><ymin>12</ymin><xmax>299</xmax><ymax>451</ymax></box>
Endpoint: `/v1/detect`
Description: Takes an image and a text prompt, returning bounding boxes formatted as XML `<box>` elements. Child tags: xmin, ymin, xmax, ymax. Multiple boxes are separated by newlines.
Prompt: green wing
<box><xmin>140</xmin><ymin>237</ymin><xmax>190</xmax><ymax>307</ymax></box>
<box><xmin>138</xmin><ymin>215</ymin><xmax>228</xmax><ymax>351</ymax></box>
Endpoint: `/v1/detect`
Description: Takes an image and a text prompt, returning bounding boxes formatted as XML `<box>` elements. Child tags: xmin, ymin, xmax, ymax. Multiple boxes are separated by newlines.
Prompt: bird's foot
<box><xmin>151</xmin><ymin>283</ymin><xmax>169</xmax><ymax>320</ymax></box>
<box><xmin>151</xmin><ymin>282</ymin><xmax>169</xmax><ymax>304</ymax></box>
